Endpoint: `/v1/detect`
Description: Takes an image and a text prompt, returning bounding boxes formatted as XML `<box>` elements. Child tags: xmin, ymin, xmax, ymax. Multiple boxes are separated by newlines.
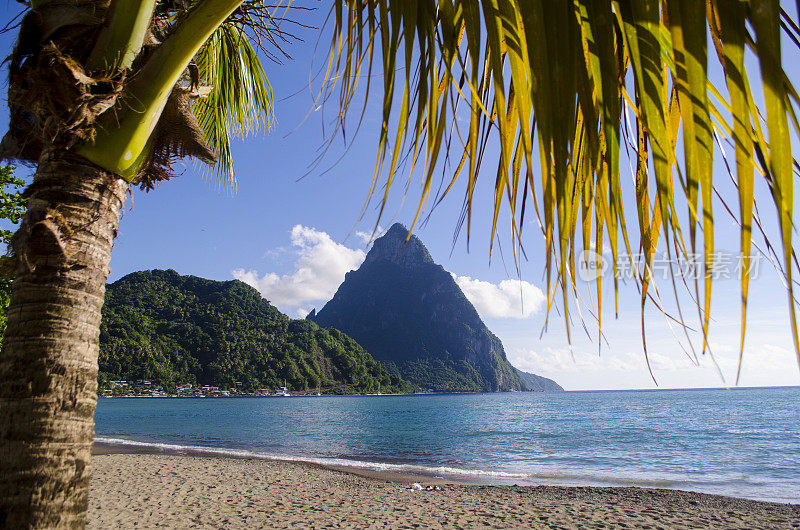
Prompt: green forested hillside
<box><xmin>99</xmin><ymin>269</ymin><xmax>413</xmax><ymax>394</ymax></box>
<box><xmin>514</xmin><ymin>369</ymin><xmax>564</xmax><ymax>392</ymax></box>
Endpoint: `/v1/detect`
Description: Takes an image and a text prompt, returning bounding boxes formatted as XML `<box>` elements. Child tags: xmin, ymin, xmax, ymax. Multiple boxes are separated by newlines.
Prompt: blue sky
<box><xmin>2</xmin><ymin>2</ymin><xmax>800</xmax><ymax>390</ymax></box>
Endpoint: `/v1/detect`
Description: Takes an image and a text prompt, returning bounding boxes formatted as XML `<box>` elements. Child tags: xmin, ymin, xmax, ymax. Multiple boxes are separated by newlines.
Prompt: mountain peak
<box><xmin>386</xmin><ymin>222</ymin><xmax>408</xmax><ymax>236</ymax></box>
<box><xmin>312</xmin><ymin>226</ymin><xmax>532</xmax><ymax>392</ymax></box>
<box><xmin>364</xmin><ymin>223</ymin><xmax>434</xmax><ymax>267</ymax></box>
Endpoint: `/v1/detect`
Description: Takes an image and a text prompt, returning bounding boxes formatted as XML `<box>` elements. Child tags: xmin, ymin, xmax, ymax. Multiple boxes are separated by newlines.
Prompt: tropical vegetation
<box><xmin>0</xmin><ymin>0</ymin><xmax>797</xmax><ymax>528</ymax></box>
<box><xmin>99</xmin><ymin>269</ymin><xmax>413</xmax><ymax>394</ymax></box>
<box><xmin>0</xmin><ymin>166</ymin><xmax>26</xmax><ymax>337</ymax></box>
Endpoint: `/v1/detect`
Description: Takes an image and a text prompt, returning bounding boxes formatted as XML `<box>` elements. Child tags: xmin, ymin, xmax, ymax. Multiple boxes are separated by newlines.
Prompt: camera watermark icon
<box><xmin>577</xmin><ymin>250</ymin><xmax>609</xmax><ymax>282</ymax></box>
<box><xmin>575</xmin><ymin>250</ymin><xmax>761</xmax><ymax>282</ymax></box>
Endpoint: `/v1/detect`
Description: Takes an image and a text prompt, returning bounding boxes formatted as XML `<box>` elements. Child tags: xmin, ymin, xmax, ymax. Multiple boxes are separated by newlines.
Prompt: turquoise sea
<box><xmin>95</xmin><ymin>387</ymin><xmax>800</xmax><ymax>504</ymax></box>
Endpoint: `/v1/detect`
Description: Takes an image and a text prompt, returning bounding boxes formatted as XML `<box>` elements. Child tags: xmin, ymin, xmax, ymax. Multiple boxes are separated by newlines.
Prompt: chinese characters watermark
<box><xmin>576</xmin><ymin>250</ymin><xmax>762</xmax><ymax>282</ymax></box>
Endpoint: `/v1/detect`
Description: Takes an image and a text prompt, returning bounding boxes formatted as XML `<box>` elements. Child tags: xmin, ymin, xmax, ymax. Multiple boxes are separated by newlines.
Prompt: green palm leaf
<box><xmin>193</xmin><ymin>22</ymin><xmax>275</xmax><ymax>189</ymax></box>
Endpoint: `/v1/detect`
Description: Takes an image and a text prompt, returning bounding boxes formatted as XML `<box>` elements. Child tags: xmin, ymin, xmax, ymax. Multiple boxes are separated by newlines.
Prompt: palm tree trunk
<box><xmin>0</xmin><ymin>149</ymin><xmax>128</xmax><ymax>528</ymax></box>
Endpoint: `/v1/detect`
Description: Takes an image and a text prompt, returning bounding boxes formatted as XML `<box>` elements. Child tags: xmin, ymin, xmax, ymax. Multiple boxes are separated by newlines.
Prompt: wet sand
<box><xmin>87</xmin><ymin>450</ymin><xmax>800</xmax><ymax>529</ymax></box>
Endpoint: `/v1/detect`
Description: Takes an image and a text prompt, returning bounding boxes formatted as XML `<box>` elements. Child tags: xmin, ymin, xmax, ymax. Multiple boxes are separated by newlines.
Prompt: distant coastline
<box><xmin>100</xmin><ymin>384</ymin><xmax>800</xmax><ymax>398</ymax></box>
<box><xmin>99</xmin><ymin>389</ymin><xmax>560</xmax><ymax>399</ymax></box>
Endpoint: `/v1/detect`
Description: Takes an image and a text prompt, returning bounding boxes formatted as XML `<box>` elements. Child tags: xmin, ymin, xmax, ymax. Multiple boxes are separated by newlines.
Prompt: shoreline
<box><xmin>93</xmin><ymin>441</ymin><xmax>458</xmax><ymax>486</ymax></box>
<box><xmin>92</xmin><ymin>440</ymin><xmax>800</xmax><ymax>506</ymax></box>
<box><xmin>87</xmin><ymin>451</ymin><xmax>800</xmax><ymax>529</ymax></box>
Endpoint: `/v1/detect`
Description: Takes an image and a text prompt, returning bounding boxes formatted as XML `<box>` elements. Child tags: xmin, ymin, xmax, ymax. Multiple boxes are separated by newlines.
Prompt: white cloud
<box><xmin>506</xmin><ymin>336</ymin><xmax>800</xmax><ymax>390</ymax></box>
<box><xmin>713</xmin><ymin>342</ymin><xmax>799</xmax><ymax>377</ymax></box>
<box><xmin>232</xmin><ymin>225</ymin><xmax>365</xmax><ymax>314</ymax></box>
<box><xmin>234</xmin><ymin>225</ymin><xmax>548</xmax><ymax>322</ymax></box>
<box><xmin>453</xmin><ymin>275</ymin><xmax>545</xmax><ymax>319</ymax></box>
<box><xmin>509</xmin><ymin>346</ymin><xmax>642</xmax><ymax>374</ymax></box>
<box><xmin>354</xmin><ymin>225</ymin><xmax>385</xmax><ymax>246</ymax></box>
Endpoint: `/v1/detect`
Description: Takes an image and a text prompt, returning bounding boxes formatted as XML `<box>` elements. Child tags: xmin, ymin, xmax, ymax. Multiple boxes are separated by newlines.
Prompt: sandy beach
<box><xmin>88</xmin><ymin>450</ymin><xmax>800</xmax><ymax>529</ymax></box>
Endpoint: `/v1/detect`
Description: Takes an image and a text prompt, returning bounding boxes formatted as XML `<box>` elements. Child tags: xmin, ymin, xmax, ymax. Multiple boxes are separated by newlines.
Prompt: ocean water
<box><xmin>94</xmin><ymin>387</ymin><xmax>800</xmax><ymax>504</ymax></box>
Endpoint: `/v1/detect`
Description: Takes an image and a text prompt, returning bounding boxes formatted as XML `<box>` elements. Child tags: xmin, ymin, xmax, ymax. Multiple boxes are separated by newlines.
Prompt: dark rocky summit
<box><xmin>310</xmin><ymin>223</ymin><xmax>557</xmax><ymax>392</ymax></box>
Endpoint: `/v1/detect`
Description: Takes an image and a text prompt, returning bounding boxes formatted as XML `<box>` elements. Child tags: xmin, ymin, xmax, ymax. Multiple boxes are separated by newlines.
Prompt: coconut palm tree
<box><xmin>0</xmin><ymin>0</ymin><xmax>798</xmax><ymax>527</ymax></box>
<box><xmin>0</xmin><ymin>0</ymin><xmax>279</xmax><ymax>526</ymax></box>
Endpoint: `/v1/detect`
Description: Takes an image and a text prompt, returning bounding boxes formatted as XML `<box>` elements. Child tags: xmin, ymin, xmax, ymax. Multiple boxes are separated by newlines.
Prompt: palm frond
<box><xmin>324</xmin><ymin>0</ymin><xmax>800</xmax><ymax>374</ymax></box>
<box><xmin>193</xmin><ymin>22</ymin><xmax>275</xmax><ymax>189</ymax></box>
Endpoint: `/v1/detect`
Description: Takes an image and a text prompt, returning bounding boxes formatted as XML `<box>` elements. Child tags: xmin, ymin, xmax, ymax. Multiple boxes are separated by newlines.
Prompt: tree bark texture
<box><xmin>0</xmin><ymin>149</ymin><xmax>128</xmax><ymax>529</ymax></box>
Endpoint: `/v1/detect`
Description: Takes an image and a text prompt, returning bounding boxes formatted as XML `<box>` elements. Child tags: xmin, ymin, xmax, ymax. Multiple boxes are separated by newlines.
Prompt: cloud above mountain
<box><xmin>354</xmin><ymin>225</ymin><xmax>385</xmax><ymax>246</ymax></box>
<box><xmin>453</xmin><ymin>275</ymin><xmax>545</xmax><ymax>319</ymax></box>
<box><xmin>234</xmin><ymin>225</ymin><xmax>546</xmax><ymax>320</ymax></box>
<box><xmin>232</xmin><ymin>225</ymin><xmax>365</xmax><ymax>314</ymax></box>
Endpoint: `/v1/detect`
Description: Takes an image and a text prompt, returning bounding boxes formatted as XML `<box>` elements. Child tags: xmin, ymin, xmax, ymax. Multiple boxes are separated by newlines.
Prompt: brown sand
<box><xmin>87</xmin><ymin>452</ymin><xmax>800</xmax><ymax>529</ymax></box>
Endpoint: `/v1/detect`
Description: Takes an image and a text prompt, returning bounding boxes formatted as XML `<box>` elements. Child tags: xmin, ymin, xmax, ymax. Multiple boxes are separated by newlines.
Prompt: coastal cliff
<box><xmin>514</xmin><ymin>368</ymin><xmax>563</xmax><ymax>392</ymax></box>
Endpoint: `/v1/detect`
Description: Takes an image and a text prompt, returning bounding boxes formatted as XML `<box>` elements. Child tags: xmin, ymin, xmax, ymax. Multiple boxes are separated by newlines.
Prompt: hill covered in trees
<box><xmin>514</xmin><ymin>369</ymin><xmax>563</xmax><ymax>392</ymax></box>
<box><xmin>99</xmin><ymin>270</ymin><xmax>413</xmax><ymax>394</ymax></box>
